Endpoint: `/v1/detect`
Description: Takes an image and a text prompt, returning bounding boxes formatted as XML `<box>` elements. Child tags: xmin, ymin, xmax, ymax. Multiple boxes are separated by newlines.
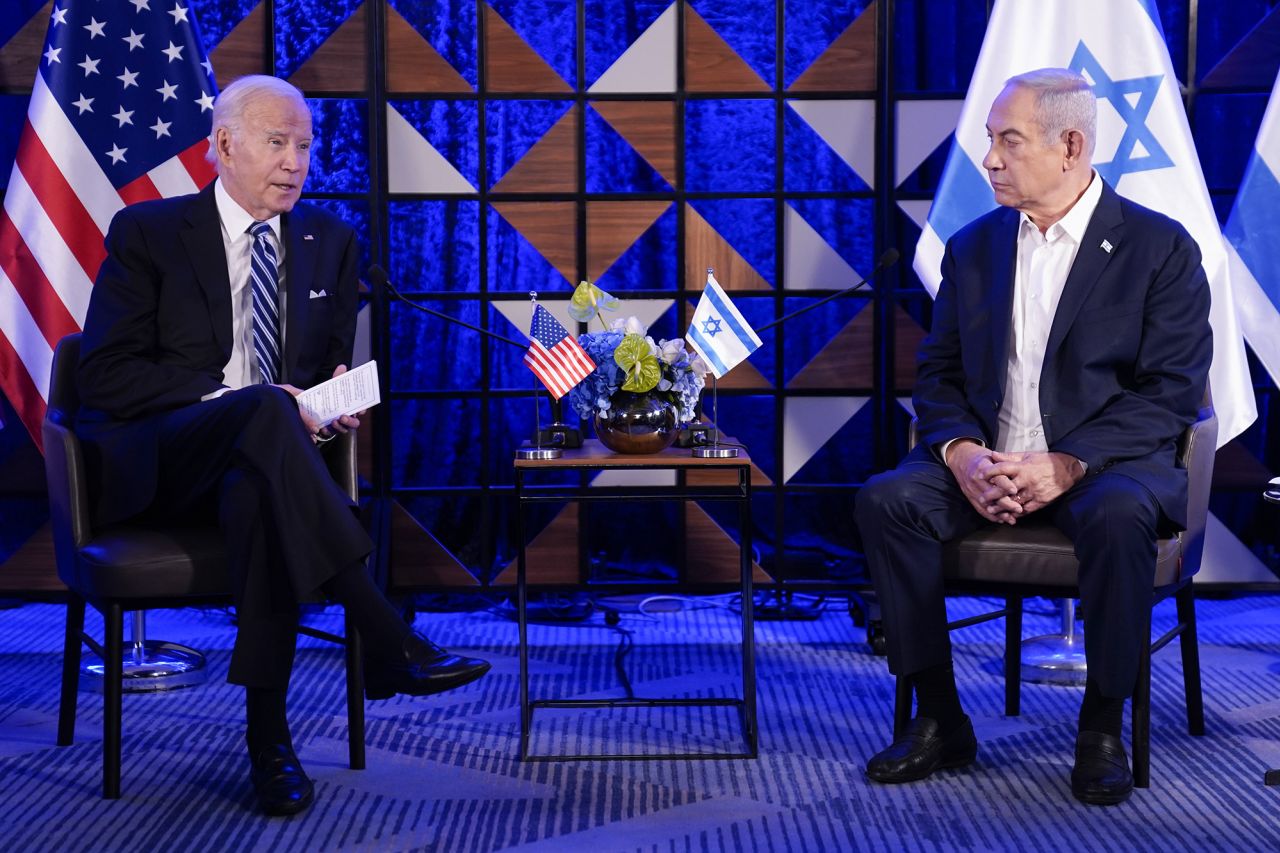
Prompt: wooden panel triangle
<box><xmin>685</xmin><ymin>206</ymin><xmax>771</xmax><ymax>292</ymax></box>
<box><xmin>787</xmin><ymin>304</ymin><xmax>926</xmax><ymax>389</ymax></box>
<box><xmin>484</xmin><ymin>5</ymin><xmax>572</xmax><ymax>92</ymax></box>
<box><xmin>684</xmin><ymin>5</ymin><xmax>770</xmax><ymax>92</ymax></box>
<box><xmin>586</xmin><ymin>201</ymin><xmax>672</xmax><ymax>281</ymax></box>
<box><xmin>0</xmin><ymin>2</ymin><xmax>52</xmax><ymax>89</ymax></box>
<box><xmin>388</xmin><ymin>500</ymin><xmax>480</xmax><ymax>587</ymax></box>
<box><xmin>490</xmin><ymin>201</ymin><xmax>578</xmax><ymax>282</ymax></box>
<box><xmin>591</xmin><ymin>101</ymin><xmax>678</xmax><ymax>186</ymax></box>
<box><xmin>683</xmin><ymin>504</ymin><xmax>770</xmax><ymax>583</ymax></box>
<box><xmin>288</xmin><ymin>2</ymin><xmax>368</xmax><ymax>92</ymax></box>
<box><xmin>492</xmin><ymin>105</ymin><xmax>578</xmax><ymax>193</ymax></box>
<box><xmin>493</xmin><ymin>504</ymin><xmax>580</xmax><ymax>584</ymax></box>
<box><xmin>386</xmin><ymin>5</ymin><xmax>472</xmax><ymax>93</ymax></box>
<box><xmin>789</xmin><ymin>1</ymin><xmax>876</xmax><ymax>92</ymax></box>
<box><xmin>209</xmin><ymin>1</ymin><xmax>267</xmax><ymax>84</ymax></box>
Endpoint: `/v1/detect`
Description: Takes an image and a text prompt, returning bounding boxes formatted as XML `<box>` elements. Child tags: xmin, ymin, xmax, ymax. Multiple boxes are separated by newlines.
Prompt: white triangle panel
<box><xmin>386</xmin><ymin>105</ymin><xmax>475</xmax><ymax>194</ymax></box>
<box><xmin>786</xmin><ymin>99</ymin><xmax>876</xmax><ymax>188</ymax></box>
<box><xmin>897</xmin><ymin>199</ymin><xmax>933</xmax><ymax>230</ymax></box>
<box><xmin>895</xmin><ymin>396</ymin><xmax>915</xmax><ymax>418</ymax></box>
<box><xmin>1198</xmin><ymin>512</ymin><xmax>1276</xmax><ymax>585</ymax></box>
<box><xmin>895</xmin><ymin>99</ymin><xmax>963</xmax><ymax>186</ymax></box>
<box><xmin>492</xmin><ymin>299</ymin><xmax>675</xmax><ymax>343</ymax></box>
<box><xmin>611</xmin><ymin>298</ymin><xmax>676</xmax><ymax>334</ymax></box>
<box><xmin>783</xmin><ymin>396</ymin><xmax>868</xmax><ymax>483</ymax></box>
<box><xmin>783</xmin><ymin>204</ymin><xmax>860</xmax><ymax>290</ymax></box>
<box><xmin>588</xmin><ymin>4</ymin><xmax>676</xmax><ymax>93</ymax></box>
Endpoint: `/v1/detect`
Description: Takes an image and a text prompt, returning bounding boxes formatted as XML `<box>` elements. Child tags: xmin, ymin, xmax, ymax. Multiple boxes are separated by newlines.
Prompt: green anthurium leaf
<box><xmin>614</xmin><ymin>334</ymin><xmax>661</xmax><ymax>392</ymax></box>
<box><xmin>621</xmin><ymin>355</ymin><xmax>661</xmax><ymax>392</ymax></box>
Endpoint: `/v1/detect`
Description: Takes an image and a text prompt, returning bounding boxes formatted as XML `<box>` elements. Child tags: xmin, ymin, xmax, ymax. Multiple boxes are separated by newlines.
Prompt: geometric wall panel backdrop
<box><xmin>0</xmin><ymin>0</ymin><xmax>1275</xmax><ymax>591</ymax></box>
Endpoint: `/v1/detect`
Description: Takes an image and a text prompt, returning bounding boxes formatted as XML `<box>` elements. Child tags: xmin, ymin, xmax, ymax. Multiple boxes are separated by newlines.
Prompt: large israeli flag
<box><xmin>1225</xmin><ymin>70</ymin><xmax>1280</xmax><ymax>390</ymax></box>
<box><xmin>913</xmin><ymin>0</ymin><xmax>1255</xmax><ymax>446</ymax></box>
<box><xmin>687</xmin><ymin>273</ymin><xmax>762</xmax><ymax>379</ymax></box>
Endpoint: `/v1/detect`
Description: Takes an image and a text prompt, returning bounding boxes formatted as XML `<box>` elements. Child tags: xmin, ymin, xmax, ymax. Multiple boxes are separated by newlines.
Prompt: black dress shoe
<box><xmin>866</xmin><ymin>716</ymin><xmax>977</xmax><ymax>783</ymax></box>
<box><xmin>364</xmin><ymin>632</ymin><xmax>491</xmax><ymax>700</ymax></box>
<box><xmin>249</xmin><ymin>743</ymin><xmax>314</xmax><ymax>816</ymax></box>
<box><xmin>1071</xmin><ymin>731</ymin><xmax>1134</xmax><ymax>805</ymax></box>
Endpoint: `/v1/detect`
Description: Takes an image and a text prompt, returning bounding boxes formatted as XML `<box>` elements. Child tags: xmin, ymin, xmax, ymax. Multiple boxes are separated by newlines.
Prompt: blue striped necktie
<box><xmin>248</xmin><ymin>221</ymin><xmax>281</xmax><ymax>385</ymax></box>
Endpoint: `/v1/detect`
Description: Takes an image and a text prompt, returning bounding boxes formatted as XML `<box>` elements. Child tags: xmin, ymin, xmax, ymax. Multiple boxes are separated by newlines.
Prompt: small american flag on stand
<box><xmin>523</xmin><ymin>303</ymin><xmax>594</xmax><ymax>399</ymax></box>
<box><xmin>0</xmin><ymin>1</ymin><xmax>218</xmax><ymax>450</ymax></box>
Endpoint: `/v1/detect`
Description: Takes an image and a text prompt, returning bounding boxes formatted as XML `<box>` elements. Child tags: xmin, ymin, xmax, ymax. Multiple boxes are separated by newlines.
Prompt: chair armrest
<box><xmin>1177</xmin><ymin>405</ymin><xmax>1217</xmax><ymax>580</ymax></box>
<box><xmin>42</xmin><ymin>417</ymin><xmax>92</xmax><ymax>583</ymax></box>
<box><xmin>323</xmin><ymin>429</ymin><xmax>358</xmax><ymax>501</ymax></box>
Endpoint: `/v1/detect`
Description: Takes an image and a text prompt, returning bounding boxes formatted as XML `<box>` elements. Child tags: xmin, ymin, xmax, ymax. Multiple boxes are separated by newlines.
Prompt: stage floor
<box><xmin>0</xmin><ymin>593</ymin><xmax>1277</xmax><ymax>851</ymax></box>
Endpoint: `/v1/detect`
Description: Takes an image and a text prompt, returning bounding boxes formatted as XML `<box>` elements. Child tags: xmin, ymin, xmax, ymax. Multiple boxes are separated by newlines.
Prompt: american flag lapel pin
<box><xmin>303</xmin><ymin>234</ymin><xmax>314</xmax><ymax>241</ymax></box>
<box><xmin>1100</xmin><ymin>239</ymin><xmax>1113</xmax><ymax>253</ymax></box>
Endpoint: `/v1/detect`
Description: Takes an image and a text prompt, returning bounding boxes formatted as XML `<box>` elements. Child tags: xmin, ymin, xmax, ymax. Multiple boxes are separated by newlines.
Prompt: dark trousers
<box><xmin>137</xmin><ymin>385</ymin><xmax>372</xmax><ymax>688</ymax></box>
<box><xmin>854</xmin><ymin>448</ymin><xmax>1161</xmax><ymax>698</ymax></box>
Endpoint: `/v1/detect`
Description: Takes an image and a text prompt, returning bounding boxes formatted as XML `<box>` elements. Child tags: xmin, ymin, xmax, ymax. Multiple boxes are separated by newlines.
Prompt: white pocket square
<box><xmin>309</xmin><ymin>289</ymin><xmax>328</xmax><ymax>299</ymax></box>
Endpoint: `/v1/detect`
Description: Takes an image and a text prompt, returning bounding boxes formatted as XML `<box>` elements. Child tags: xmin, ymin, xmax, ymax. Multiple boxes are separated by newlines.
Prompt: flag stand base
<box><xmin>693</xmin><ymin>446</ymin><xmax>738</xmax><ymax>458</ymax></box>
<box><xmin>516</xmin><ymin>447</ymin><xmax>562</xmax><ymax>460</ymax></box>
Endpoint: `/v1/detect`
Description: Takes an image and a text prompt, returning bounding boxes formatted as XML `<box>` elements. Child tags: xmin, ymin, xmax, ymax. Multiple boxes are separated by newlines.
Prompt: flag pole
<box><xmin>515</xmin><ymin>291</ymin><xmax>562</xmax><ymax>461</ymax></box>
<box><xmin>693</xmin><ymin>267</ymin><xmax>739</xmax><ymax>459</ymax></box>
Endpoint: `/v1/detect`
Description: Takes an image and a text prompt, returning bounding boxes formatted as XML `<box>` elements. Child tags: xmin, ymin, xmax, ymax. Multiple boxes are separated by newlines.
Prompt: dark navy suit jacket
<box><xmin>912</xmin><ymin>180</ymin><xmax>1212</xmax><ymax>528</ymax></box>
<box><xmin>76</xmin><ymin>182</ymin><xmax>360</xmax><ymax>525</ymax></box>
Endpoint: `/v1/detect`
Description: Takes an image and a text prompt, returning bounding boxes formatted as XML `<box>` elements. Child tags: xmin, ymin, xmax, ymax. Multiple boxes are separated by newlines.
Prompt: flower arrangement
<box><xmin>567</xmin><ymin>315</ymin><xmax>708</xmax><ymax>425</ymax></box>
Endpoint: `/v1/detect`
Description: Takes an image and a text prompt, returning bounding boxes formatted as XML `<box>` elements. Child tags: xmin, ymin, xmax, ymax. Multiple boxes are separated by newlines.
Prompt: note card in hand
<box><xmin>296</xmin><ymin>360</ymin><xmax>381</xmax><ymax>428</ymax></box>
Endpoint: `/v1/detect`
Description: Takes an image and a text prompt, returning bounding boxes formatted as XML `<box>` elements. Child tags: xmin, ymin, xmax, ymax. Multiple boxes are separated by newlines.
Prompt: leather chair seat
<box><xmin>75</xmin><ymin>527</ymin><xmax>229</xmax><ymax>598</ymax></box>
<box><xmin>942</xmin><ymin>524</ymin><xmax>1182</xmax><ymax>587</ymax></box>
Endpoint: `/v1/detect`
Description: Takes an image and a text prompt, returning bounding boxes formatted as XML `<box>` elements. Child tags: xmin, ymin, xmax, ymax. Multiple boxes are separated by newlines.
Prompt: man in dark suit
<box><xmin>855</xmin><ymin>68</ymin><xmax>1211</xmax><ymax>805</ymax></box>
<box><xmin>76</xmin><ymin>75</ymin><xmax>489</xmax><ymax>816</ymax></box>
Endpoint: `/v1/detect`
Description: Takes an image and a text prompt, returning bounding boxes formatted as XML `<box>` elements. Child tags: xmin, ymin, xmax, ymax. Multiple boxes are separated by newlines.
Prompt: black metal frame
<box><xmin>514</xmin><ymin>447</ymin><xmax>757</xmax><ymax>760</ymax></box>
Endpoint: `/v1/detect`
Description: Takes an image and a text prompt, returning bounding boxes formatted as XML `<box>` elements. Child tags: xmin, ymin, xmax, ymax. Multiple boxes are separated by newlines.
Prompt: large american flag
<box><xmin>0</xmin><ymin>1</ymin><xmax>217</xmax><ymax>450</ymax></box>
<box><xmin>524</xmin><ymin>303</ymin><xmax>594</xmax><ymax>399</ymax></box>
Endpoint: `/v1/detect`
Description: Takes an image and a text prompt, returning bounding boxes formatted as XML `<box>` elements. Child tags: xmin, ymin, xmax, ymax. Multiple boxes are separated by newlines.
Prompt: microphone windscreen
<box><xmin>878</xmin><ymin>248</ymin><xmax>900</xmax><ymax>269</ymax></box>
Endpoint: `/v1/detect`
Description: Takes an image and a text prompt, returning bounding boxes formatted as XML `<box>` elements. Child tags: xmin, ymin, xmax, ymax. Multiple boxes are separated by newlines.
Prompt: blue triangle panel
<box><xmin>389</xmin><ymin>99</ymin><xmax>480</xmax><ymax>188</ymax></box>
<box><xmin>273</xmin><ymin>0</ymin><xmax>363</xmax><ymax>78</ymax></box>
<box><xmin>780</xmin><ymin>293</ymin><xmax>869</xmax><ymax>385</ymax></box>
<box><xmin>586</xmin><ymin>108</ymin><xmax>673</xmax><ymax>193</ymax></box>
<box><xmin>780</xmin><ymin>493</ymin><xmax>862</xmax><ymax>580</ymax></box>
<box><xmin>783</xmin><ymin>108</ymin><xmax>871</xmax><ymax>193</ymax></box>
<box><xmin>388</xmin><ymin>298</ymin><xmax>483</xmax><ymax>391</ymax></box>
<box><xmin>697</xmin><ymin>496</ymin><xmax>777</xmax><ymax>571</ymax></box>
<box><xmin>490</xmin><ymin>0</ymin><xmax>577</xmax><ymax>89</ymax></box>
<box><xmin>486</xmin><ymin>398</ymin><xmax>578</xmax><ymax>486</ymax></box>
<box><xmin>690</xmin><ymin>0</ymin><xmax>775</xmax><ymax>86</ymax></box>
<box><xmin>595</xmin><ymin>205</ymin><xmax>678</xmax><ymax>292</ymax></box>
<box><xmin>305</xmin><ymin>99</ymin><xmax>371</xmax><ymax>193</ymax></box>
<box><xmin>788</xmin><ymin>197</ymin><xmax>876</xmax><ymax>279</ymax></box>
<box><xmin>388</xmin><ymin>200</ymin><xmax>481</xmax><ymax>294</ymax></box>
<box><xmin>391</xmin><ymin>398</ymin><xmax>484</xmax><ymax>488</ymax></box>
<box><xmin>189</xmin><ymin>0</ymin><xmax>258</xmax><ymax>53</ymax></box>
<box><xmin>789</xmin><ymin>399</ymin><xmax>876</xmax><ymax>485</ymax></box>
<box><xmin>897</xmin><ymin>132</ymin><xmax>956</xmax><ymax>194</ymax></box>
<box><xmin>486</xmin><ymin>204</ymin><xmax>573</xmax><ymax>293</ymax></box>
<box><xmin>486</xmin><ymin>100</ymin><xmax>574</xmax><ymax>189</ymax></box>
<box><xmin>685</xmin><ymin>99</ymin><xmax>775</xmax><ymax>193</ymax></box>
<box><xmin>783</xmin><ymin>0</ymin><xmax>871</xmax><ymax>88</ymax></box>
<box><xmin>389</xmin><ymin>0</ymin><xmax>479</xmax><ymax>87</ymax></box>
<box><xmin>585</xmin><ymin>0</ymin><xmax>670</xmax><ymax>86</ymax></box>
<box><xmin>689</xmin><ymin>198</ymin><xmax>776</xmax><ymax>287</ymax></box>
<box><xmin>707</xmin><ymin>394</ymin><xmax>778</xmax><ymax>482</ymax></box>
<box><xmin>0</xmin><ymin>95</ymin><xmax>28</xmax><ymax>191</ymax></box>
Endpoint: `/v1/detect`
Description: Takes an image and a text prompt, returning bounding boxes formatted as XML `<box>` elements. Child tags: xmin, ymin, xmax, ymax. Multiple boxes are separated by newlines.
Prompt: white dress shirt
<box><xmin>205</xmin><ymin>178</ymin><xmax>287</xmax><ymax>396</ymax></box>
<box><xmin>941</xmin><ymin>171</ymin><xmax>1101</xmax><ymax>466</ymax></box>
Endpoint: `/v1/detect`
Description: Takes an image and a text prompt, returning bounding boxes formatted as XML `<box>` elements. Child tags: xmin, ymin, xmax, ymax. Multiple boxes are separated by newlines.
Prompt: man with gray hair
<box><xmin>855</xmin><ymin>68</ymin><xmax>1211</xmax><ymax>805</ymax></box>
<box><xmin>76</xmin><ymin>75</ymin><xmax>489</xmax><ymax>816</ymax></box>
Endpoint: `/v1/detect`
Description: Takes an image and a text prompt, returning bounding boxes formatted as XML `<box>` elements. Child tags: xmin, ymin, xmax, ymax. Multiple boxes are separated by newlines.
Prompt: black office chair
<box><xmin>44</xmin><ymin>333</ymin><xmax>367</xmax><ymax>798</ymax></box>
<box><xmin>890</xmin><ymin>395</ymin><xmax>1215</xmax><ymax>787</ymax></box>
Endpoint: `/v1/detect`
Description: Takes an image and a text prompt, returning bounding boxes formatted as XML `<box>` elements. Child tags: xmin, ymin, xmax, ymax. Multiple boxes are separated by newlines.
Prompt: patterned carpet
<box><xmin>1</xmin><ymin>592</ymin><xmax>1279</xmax><ymax>851</ymax></box>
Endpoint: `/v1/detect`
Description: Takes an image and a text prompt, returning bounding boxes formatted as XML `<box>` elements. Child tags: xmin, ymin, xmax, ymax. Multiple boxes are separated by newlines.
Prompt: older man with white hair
<box><xmin>76</xmin><ymin>75</ymin><xmax>489</xmax><ymax>816</ymax></box>
<box><xmin>855</xmin><ymin>68</ymin><xmax>1212</xmax><ymax>805</ymax></box>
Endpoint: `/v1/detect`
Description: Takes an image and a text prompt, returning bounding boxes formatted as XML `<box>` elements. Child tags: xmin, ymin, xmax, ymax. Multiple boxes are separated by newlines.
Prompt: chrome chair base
<box><xmin>1021</xmin><ymin>598</ymin><xmax>1088</xmax><ymax>685</ymax></box>
<box><xmin>81</xmin><ymin>641</ymin><xmax>208</xmax><ymax>693</ymax></box>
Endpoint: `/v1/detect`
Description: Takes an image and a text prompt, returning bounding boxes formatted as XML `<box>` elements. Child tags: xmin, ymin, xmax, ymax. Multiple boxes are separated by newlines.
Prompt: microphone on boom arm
<box><xmin>364</xmin><ymin>265</ymin><xmax>584</xmax><ymax>448</ymax></box>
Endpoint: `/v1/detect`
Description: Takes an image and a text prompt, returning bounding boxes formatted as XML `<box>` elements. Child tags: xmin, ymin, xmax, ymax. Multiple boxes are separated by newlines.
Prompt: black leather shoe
<box><xmin>249</xmin><ymin>743</ymin><xmax>314</xmax><ymax>816</ymax></box>
<box><xmin>866</xmin><ymin>716</ymin><xmax>977</xmax><ymax>783</ymax></box>
<box><xmin>1071</xmin><ymin>731</ymin><xmax>1134</xmax><ymax>805</ymax></box>
<box><xmin>364</xmin><ymin>632</ymin><xmax>491</xmax><ymax>700</ymax></box>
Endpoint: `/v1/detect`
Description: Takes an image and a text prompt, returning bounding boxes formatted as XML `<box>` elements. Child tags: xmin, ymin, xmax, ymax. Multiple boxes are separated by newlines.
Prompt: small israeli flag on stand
<box><xmin>686</xmin><ymin>271</ymin><xmax>762</xmax><ymax>379</ymax></box>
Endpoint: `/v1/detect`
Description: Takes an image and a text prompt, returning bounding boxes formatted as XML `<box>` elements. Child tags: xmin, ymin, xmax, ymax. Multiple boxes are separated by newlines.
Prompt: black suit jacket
<box><xmin>76</xmin><ymin>182</ymin><xmax>360</xmax><ymax>524</ymax></box>
<box><xmin>913</xmin><ymin>180</ymin><xmax>1212</xmax><ymax>528</ymax></box>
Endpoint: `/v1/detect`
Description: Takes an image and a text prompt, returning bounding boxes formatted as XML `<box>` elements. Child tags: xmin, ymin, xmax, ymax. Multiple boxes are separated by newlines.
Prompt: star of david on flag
<box><xmin>686</xmin><ymin>272</ymin><xmax>761</xmax><ymax>380</ymax></box>
<box><xmin>1224</xmin><ymin>69</ymin><xmax>1280</xmax><ymax>393</ymax></box>
<box><xmin>911</xmin><ymin>0</ymin><xmax>1255</xmax><ymax>446</ymax></box>
<box><xmin>0</xmin><ymin>0</ymin><xmax>218</xmax><ymax>450</ymax></box>
<box><xmin>524</xmin><ymin>303</ymin><xmax>595</xmax><ymax>399</ymax></box>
